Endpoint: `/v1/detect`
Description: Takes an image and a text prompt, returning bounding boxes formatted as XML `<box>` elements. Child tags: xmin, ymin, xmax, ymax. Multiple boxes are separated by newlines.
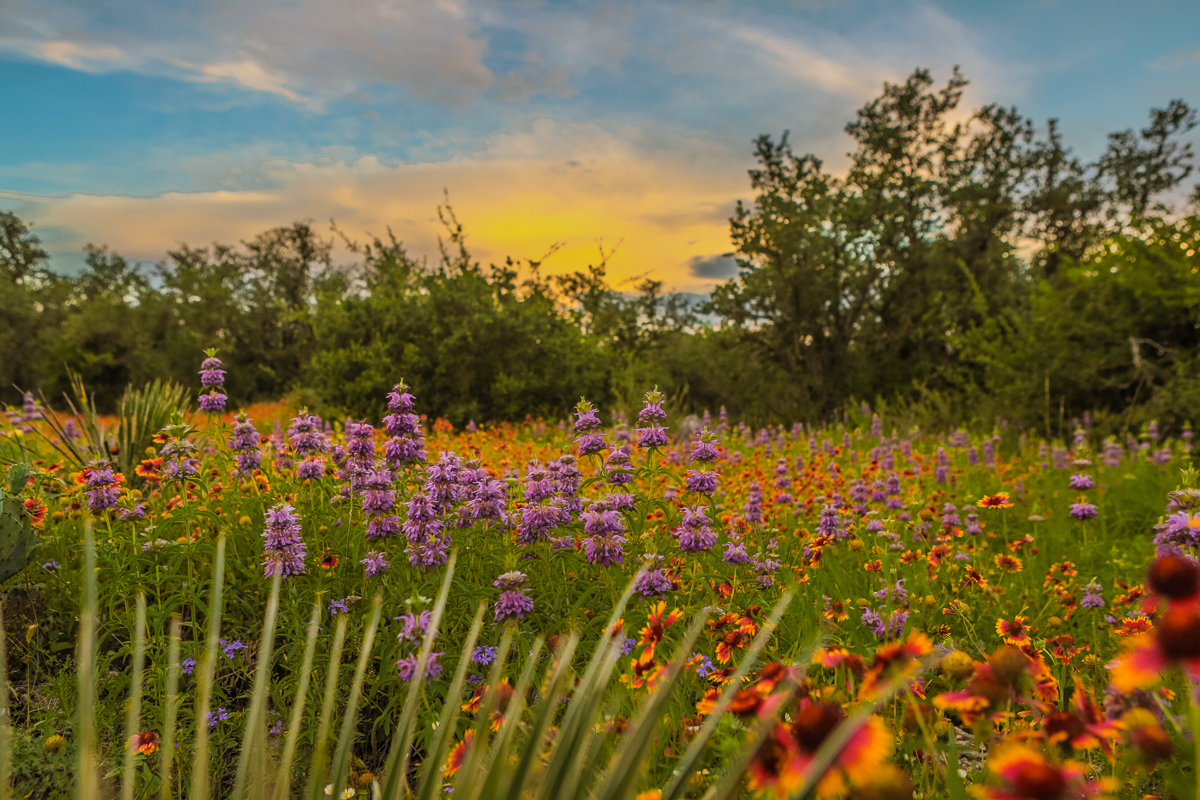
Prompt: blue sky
<box><xmin>1</xmin><ymin>0</ymin><xmax>1197</xmax><ymax>290</ymax></box>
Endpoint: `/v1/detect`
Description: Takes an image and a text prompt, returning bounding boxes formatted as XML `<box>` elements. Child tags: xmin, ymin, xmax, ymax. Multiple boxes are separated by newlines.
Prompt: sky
<box><xmin>1</xmin><ymin>0</ymin><xmax>1198</xmax><ymax>293</ymax></box>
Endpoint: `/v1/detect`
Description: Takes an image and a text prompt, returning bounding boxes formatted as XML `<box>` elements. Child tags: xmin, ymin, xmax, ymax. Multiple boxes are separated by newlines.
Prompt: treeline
<box><xmin>2</xmin><ymin>68</ymin><xmax>1199</xmax><ymax>436</ymax></box>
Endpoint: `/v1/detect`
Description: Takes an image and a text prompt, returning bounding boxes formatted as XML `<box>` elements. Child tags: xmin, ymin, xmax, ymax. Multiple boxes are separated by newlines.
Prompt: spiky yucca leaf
<box><xmin>115</xmin><ymin>379</ymin><xmax>188</xmax><ymax>479</ymax></box>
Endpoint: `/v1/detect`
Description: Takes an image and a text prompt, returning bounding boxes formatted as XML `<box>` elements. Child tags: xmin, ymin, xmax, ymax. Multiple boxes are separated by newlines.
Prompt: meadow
<box><xmin>0</xmin><ymin>356</ymin><xmax>1197</xmax><ymax>800</ymax></box>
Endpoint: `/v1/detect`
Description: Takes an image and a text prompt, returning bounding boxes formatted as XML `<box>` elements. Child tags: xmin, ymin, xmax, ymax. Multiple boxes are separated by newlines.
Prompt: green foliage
<box><xmin>0</xmin><ymin>464</ymin><xmax>40</xmax><ymax>585</ymax></box>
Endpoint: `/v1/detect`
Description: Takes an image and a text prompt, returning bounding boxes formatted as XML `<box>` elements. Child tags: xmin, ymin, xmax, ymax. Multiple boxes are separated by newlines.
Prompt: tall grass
<box><xmin>19</xmin><ymin>534</ymin><xmax>874</xmax><ymax>799</ymax></box>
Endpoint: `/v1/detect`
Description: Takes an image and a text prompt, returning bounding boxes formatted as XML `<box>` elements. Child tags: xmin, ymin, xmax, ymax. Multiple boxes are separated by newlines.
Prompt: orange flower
<box><xmin>320</xmin><ymin>551</ymin><xmax>339</xmax><ymax>572</ymax></box>
<box><xmin>444</xmin><ymin>730</ymin><xmax>473</xmax><ymax>777</ymax></box>
<box><xmin>978</xmin><ymin>493</ymin><xmax>1013</xmax><ymax>509</ymax></box>
<box><xmin>1112</xmin><ymin>605</ymin><xmax>1200</xmax><ymax>691</ymax></box>
<box><xmin>977</xmin><ymin>744</ymin><xmax>1113</xmax><ymax>800</ymax></box>
<box><xmin>129</xmin><ymin>730</ymin><xmax>159</xmax><ymax>755</ymax></box>
<box><xmin>135</xmin><ymin>458</ymin><xmax>163</xmax><ymax>483</ymax></box>
<box><xmin>996</xmin><ymin>616</ymin><xmax>1031</xmax><ymax>645</ymax></box>
<box><xmin>23</xmin><ymin>497</ymin><xmax>47</xmax><ymax>527</ymax></box>
<box><xmin>638</xmin><ymin>601</ymin><xmax>682</xmax><ymax>654</ymax></box>
<box><xmin>994</xmin><ymin>554</ymin><xmax>1023</xmax><ymax>573</ymax></box>
<box><xmin>858</xmin><ymin>631</ymin><xmax>932</xmax><ymax>700</ymax></box>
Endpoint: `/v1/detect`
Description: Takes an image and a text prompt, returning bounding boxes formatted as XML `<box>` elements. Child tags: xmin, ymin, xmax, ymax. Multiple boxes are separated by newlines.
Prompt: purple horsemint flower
<box><xmin>424</xmin><ymin>451</ymin><xmax>466</xmax><ymax>516</ymax></box>
<box><xmin>685</xmin><ymin>469</ymin><xmax>718</xmax><ymax>495</ymax></box>
<box><xmin>965</xmin><ymin>512</ymin><xmax>983</xmax><ymax>535</ymax></box>
<box><xmin>229</xmin><ymin>413</ymin><xmax>262</xmax><ymax>475</ymax></box>
<box><xmin>604</xmin><ymin>445</ymin><xmax>634</xmax><ymax>486</ymax></box>
<box><xmin>675</xmin><ymin>506</ymin><xmax>717</xmax><ymax>553</ymax></box>
<box><xmin>517</xmin><ymin>497</ymin><xmax>571</xmax><ymax>545</ymax></box>
<box><xmin>288</xmin><ymin>412</ymin><xmax>329</xmax><ymax>458</ymax></box>
<box><xmin>635</xmin><ymin>387</ymin><xmax>669</xmax><ymax>448</ymax></box>
<box><xmin>296</xmin><ymin>457</ymin><xmax>325</xmax><ymax>480</ymax></box>
<box><xmin>197</xmin><ymin>351</ymin><xmax>227</xmax><ymax>412</ymax></box>
<box><xmin>859</xmin><ymin>607</ymin><xmax>910</xmax><ymax>640</ymax></box>
<box><xmin>573</xmin><ymin>398</ymin><xmax>607</xmax><ymax>456</ymax></box>
<box><xmin>552</xmin><ymin>455</ymin><xmax>583</xmax><ymax>513</ymax></box>
<box><xmin>341</xmin><ymin>421</ymin><xmax>376</xmax><ymax>492</ymax></box>
<box><xmin>722</xmin><ymin>537</ymin><xmax>750</xmax><ymax>565</ymax></box>
<box><xmin>690</xmin><ymin>429</ymin><xmax>719</xmax><ymax>462</ymax></box>
<box><xmin>362</xmin><ymin>467</ymin><xmax>401</xmax><ymax>540</ymax></box>
<box><xmin>1081</xmin><ymin>581</ymin><xmax>1105</xmax><ymax>609</ymax></box>
<box><xmin>84</xmin><ymin>462</ymin><xmax>121</xmax><ymax>513</ymax></box>
<box><xmin>407</xmin><ymin>533</ymin><xmax>450</xmax><ymax>569</ymax></box>
<box><xmin>632</xmin><ymin>555</ymin><xmax>673</xmax><ymax>598</ymax></box>
<box><xmin>382</xmin><ymin>381</ymin><xmax>427</xmax><ymax>468</ymax></box>
<box><xmin>362</xmin><ymin>551</ymin><xmax>391</xmax><ymax>578</ymax></box>
<box><xmin>522</xmin><ymin>461</ymin><xmax>555</xmax><ymax>503</ymax></box>
<box><xmin>1069</xmin><ymin>502</ymin><xmax>1099</xmax><ymax>521</ymax></box>
<box><xmin>581</xmin><ymin>506</ymin><xmax>626</xmax><ymax>567</ymax></box>
<box><xmin>817</xmin><ymin>504</ymin><xmax>844</xmax><ymax>540</ymax></box>
<box><xmin>941</xmin><ymin>503</ymin><xmax>961</xmax><ymax>528</ymax></box>
<box><xmin>1069</xmin><ymin>473</ymin><xmax>1095</xmax><ymax>491</ymax></box>
<box><xmin>750</xmin><ymin>553</ymin><xmax>780</xmax><ymax>588</ymax></box>
<box><xmin>1153</xmin><ymin>511</ymin><xmax>1200</xmax><ymax>556</ymax></box>
<box><xmin>262</xmin><ymin>503</ymin><xmax>306</xmax><ymax>577</ymax></box>
<box><xmin>493</xmin><ymin>571</ymin><xmax>535</xmax><ymax>622</ymax></box>
<box><xmin>744</xmin><ymin>482</ymin><xmax>763</xmax><ymax>526</ymax></box>
<box><xmin>457</xmin><ymin>474</ymin><xmax>510</xmax><ymax>529</ymax></box>
<box><xmin>396</xmin><ymin>652</ymin><xmax>443</xmax><ymax>682</ymax></box>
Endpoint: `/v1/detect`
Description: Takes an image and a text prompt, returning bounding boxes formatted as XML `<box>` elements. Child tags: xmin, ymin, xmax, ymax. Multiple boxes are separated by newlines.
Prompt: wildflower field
<box><xmin>2</xmin><ymin>360</ymin><xmax>1199</xmax><ymax>800</ymax></box>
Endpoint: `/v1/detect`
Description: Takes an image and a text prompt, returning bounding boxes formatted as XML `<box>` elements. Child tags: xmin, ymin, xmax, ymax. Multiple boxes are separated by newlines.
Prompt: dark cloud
<box><xmin>686</xmin><ymin>253</ymin><xmax>738</xmax><ymax>279</ymax></box>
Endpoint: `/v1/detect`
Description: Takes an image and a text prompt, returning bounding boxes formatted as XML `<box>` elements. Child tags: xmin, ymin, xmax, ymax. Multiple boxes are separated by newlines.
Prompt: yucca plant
<box><xmin>9</xmin><ymin>525</ymin><xmax>901</xmax><ymax>800</ymax></box>
<box><xmin>35</xmin><ymin>375</ymin><xmax>187</xmax><ymax>478</ymax></box>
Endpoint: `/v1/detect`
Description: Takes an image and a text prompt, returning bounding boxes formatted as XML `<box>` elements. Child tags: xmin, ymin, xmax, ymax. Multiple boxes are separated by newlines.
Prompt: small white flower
<box><xmin>341</xmin><ymin>790</ymin><xmax>356</xmax><ymax>799</ymax></box>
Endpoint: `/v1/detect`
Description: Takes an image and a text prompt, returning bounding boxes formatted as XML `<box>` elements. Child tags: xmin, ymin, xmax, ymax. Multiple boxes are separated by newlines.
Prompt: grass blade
<box><xmin>232</xmin><ymin>573</ymin><xmax>283</xmax><ymax>799</ymax></box>
<box><xmin>452</xmin><ymin>630</ymin><xmax>514</xmax><ymax>800</ymax></box>
<box><xmin>189</xmin><ymin>533</ymin><xmax>227</xmax><ymax>800</ymax></box>
<box><xmin>380</xmin><ymin>553</ymin><xmax>457</xmax><ymax>800</ymax></box>
<box><xmin>412</xmin><ymin>601</ymin><xmax>487</xmax><ymax>800</ymax></box>
<box><xmin>0</xmin><ymin>600</ymin><xmax>11</xmax><ymax>800</ymax></box>
<box><xmin>662</xmin><ymin>592</ymin><xmax>797</xmax><ymax>800</ymax></box>
<box><xmin>272</xmin><ymin>600</ymin><xmax>323</xmax><ymax>800</ymax></box>
<box><xmin>305</xmin><ymin>612</ymin><xmax>350</xmax><ymax>800</ymax></box>
<box><xmin>76</xmin><ymin>521</ymin><xmax>99</xmax><ymax>800</ymax></box>
<box><xmin>329</xmin><ymin>595</ymin><xmax>385</xmax><ymax>800</ymax></box>
<box><xmin>120</xmin><ymin>594</ymin><xmax>147</xmax><ymax>800</ymax></box>
<box><xmin>469</xmin><ymin>637</ymin><xmax>545</xmax><ymax>800</ymax></box>
<box><xmin>159</xmin><ymin>617</ymin><xmax>181</xmax><ymax>800</ymax></box>
<box><xmin>593</xmin><ymin>613</ymin><xmax>707</xmax><ymax>800</ymax></box>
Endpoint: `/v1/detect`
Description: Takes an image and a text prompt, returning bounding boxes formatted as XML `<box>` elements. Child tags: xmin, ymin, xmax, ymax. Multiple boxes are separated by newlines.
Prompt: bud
<box><xmin>849</xmin><ymin>539</ymin><xmax>864</xmax><ymax>552</ymax></box>
<box><xmin>940</xmin><ymin>651</ymin><xmax>976</xmax><ymax>680</ymax></box>
<box><xmin>44</xmin><ymin>734</ymin><xmax>66</xmax><ymax>754</ymax></box>
<box><xmin>1046</xmin><ymin>616</ymin><xmax>1063</xmax><ymax>630</ymax></box>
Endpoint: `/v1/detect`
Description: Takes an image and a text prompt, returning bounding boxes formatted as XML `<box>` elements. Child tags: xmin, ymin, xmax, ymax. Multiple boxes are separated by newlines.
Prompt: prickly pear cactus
<box><xmin>0</xmin><ymin>464</ymin><xmax>40</xmax><ymax>584</ymax></box>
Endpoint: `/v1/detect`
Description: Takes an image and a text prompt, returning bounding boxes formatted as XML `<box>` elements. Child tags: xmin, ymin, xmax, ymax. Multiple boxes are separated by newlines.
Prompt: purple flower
<box><xmin>362</xmin><ymin>551</ymin><xmax>390</xmax><ymax>578</ymax></box>
<box><xmin>262</xmin><ymin>503</ymin><xmax>306</xmax><ymax>578</ymax></box>
<box><xmin>288</xmin><ymin>412</ymin><xmax>329</xmax><ymax>457</ymax></box>
<box><xmin>690</xmin><ymin>429</ymin><xmax>719</xmax><ymax>462</ymax></box>
<box><xmin>581</xmin><ymin>533</ymin><xmax>626</xmax><ymax>567</ymax></box>
<box><xmin>750</xmin><ymin>552</ymin><xmax>780</xmax><ymax>588</ymax></box>
<box><xmin>573</xmin><ymin>399</ymin><xmax>603</xmax><ymax>433</ymax></box>
<box><xmin>396</xmin><ymin>610</ymin><xmax>434</xmax><ymax>642</ymax></box>
<box><xmin>206</xmin><ymin>708</ymin><xmax>229</xmax><ymax>727</ymax></box>
<box><xmin>41</xmin><ymin>561</ymin><xmax>59</xmax><ymax>570</ymax></box>
<box><xmin>199</xmin><ymin>392</ymin><xmax>227</xmax><ymax>413</ymax></box>
<box><xmin>329</xmin><ymin>598</ymin><xmax>350</xmax><ymax>616</ymax></box>
<box><xmin>1155</xmin><ymin>511</ymin><xmax>1200</xmax><ymax>556</ymax></box>
<box><xmin>117</xmin><ymin>503</ymin><xmax>147</xmax><ymax>521</ymax></box>
<box><xmin>684</xmin><ymin>469</ymin><xmax>718</xmax><ymax>494</ymax></box>
<box><xmin>676</xmin><ymin>506</ymin><xmax>717</xmax><ymax>552</ymax></box>
<box><xmin>180</xmin><ymin>657</ymin><xmax>196</xmax><ymax>675</ymax></box>
<box><xmin>1082</xmin><ymin>581</ymin><xmax>1105</xmax><ymax>609</ymax></box>
<box><xmin>632</xmin><ymin>556</ymin><xmax>673</xmax><ymax>597</ymax></box>
<box><xmin>472</xmin><ymin>645</ymin><xmax>498</xmax><ymax>665</ymax></box>
<box><xmin>604</xmin><ymin>445</ymin><xmax>634</xmax><ymax>486</ymax></box>
<box><xmin>722</xmin><ymin>538</ymin><xmax>750</xmax><ymax>565</ymax></box>
<box><xmin>84</xmin><ymin>462</ymin><xmax>120</xmax><ymax>513</ymax></box>
<box><xmin>297</xmin><ymin>457</ymin><xmax>325</xmax><ymax>480</ymax></box>
<box><xmin>636</xmin><ymin>425</ymin><xmax>668</xmax><ymax>448</ymax></box>
<box><xmin>744</xmin><ymin>482</ymin><xmax>763</xmax><ymax>526</ymax></box>
<box><xmin>220</xmin><ymin>639</ymin><xmax>247</xmax><ymax>660</ymax></box>
<box><xmin>1069</xmin><ymin>474</ymin><xmax>1095</xmax><ymax>491</ymax></box>
<box><xmin>198</xmin><ymin>352</ymin><xmax>227</xmax><ymax>411</ymax></box>
<box><xmin>229</xmin><ymin>413</ymin><xmax>262</xmax><ymax>474</ymax></box>
<box><xmin>396</xmin><ymin>651</ymin><xmax>444</xmax><ymax>682</ymax></box>
<box><xmin>1069</xmin><ymin>502</ymin><xmax>1099</xmax><ymax>521</ymax></box>
<box><xmin>517</xmin><ymin>498</ymin><xmax>570</xmax><ymax>545</ymax></box>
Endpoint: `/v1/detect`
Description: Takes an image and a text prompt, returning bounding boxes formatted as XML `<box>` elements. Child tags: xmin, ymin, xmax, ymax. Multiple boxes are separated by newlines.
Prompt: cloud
<box><xmin>2</xmin><ymin>120</ymin><xmax>750</xmax><ymax>294</ymax></box>
<box><xmin>1149</xmin><ymin>47</ymin><xmax>1200</xmax><ymax>71</ymax></box>
<box><xmin>0</xmin><ymin>0</ymin><xmax>495</xmax><ymax>106</ymax></box>
<box><xmin>686</xmin><ymin>253</ymin><xmax>739</xmax><ymax>279</ymax></box>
